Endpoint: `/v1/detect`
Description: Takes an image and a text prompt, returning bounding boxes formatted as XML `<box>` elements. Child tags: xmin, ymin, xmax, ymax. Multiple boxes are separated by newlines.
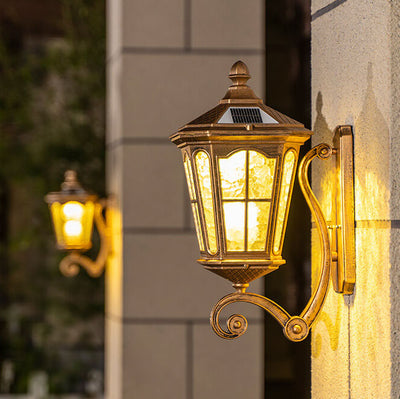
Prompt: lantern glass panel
<box><xmin>219</xmin><ymin>151</ymin><xmax>246</xmax><ymax>199</ymax></box>
<box><xmin>224</xmin><ymin>201</ymin><xmax>245</xmax><ymax>251</ymax></box>
<box><xmin>184</xmin><ymin>156</ymin><xmax>196</xmax><ymax>201</ymax></box>
<box><xmin>51</xmin><ymin>200</ymin><xmax>95</xmax><ymax>249</ymax></box>
<box><xmin>195</xmin><ymin>151</ymin><xmax>217</xmax><ymax>254</ymax></box>
<box><xmin>273</xmin><ymin>150</ymin><xmax>296</xmax><ymax>254</ymax></box>
<box><xmin>183</xmin><ymin>155</ymin><xmax>205</xmax><ymax>251</ymax></box>
<box><xmin>191</xmin><ymin>203</ymin><xmax>205</xmax><ymax>251</ymax></box>
<box><xmin>248</xmin><ymin>151</ymin><xmax>276</xmax><ymax>199</ymax></box>
<box><xmin>219</xmin><ymin>150</ymin><xmax>276</xmax><ymax>252</ymax></box>
<box><xmin>248</xmin><ymin>202</ymin><xmax>270</xmax><ymax>251</ymax></box>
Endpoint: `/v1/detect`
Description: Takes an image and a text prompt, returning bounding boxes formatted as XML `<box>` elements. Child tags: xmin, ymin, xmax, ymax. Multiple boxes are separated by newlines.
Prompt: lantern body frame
<box><xmin>47</xmin><ymin>195</ymin><xmax>97</xmax><ymax>251</ymax></box>
<box><xmin>181</xmin><ymin>141</ymin><xmax>304</xmax><ymax>285</ymax></box>
<box><xmin>171</xmin><ymin>62</ymin><xmax>356</xmax><ymax>342</ymax></box>
<box><xmin>171</xmin><ymin>62</ymin><xmax>312</xmax><ymax>287</ymax></box>
<box><xmin>45</xmin><ymin>170</ymin><xmax>110</xmax><ymax>277</ymax></box>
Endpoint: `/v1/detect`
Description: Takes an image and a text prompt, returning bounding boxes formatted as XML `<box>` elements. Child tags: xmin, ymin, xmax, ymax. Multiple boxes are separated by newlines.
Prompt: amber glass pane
<box><xmin>81</xmin><ymin>201</ymin><xmax>95</xmax><ymax>247</ymax></box>
<box><xmin>191</xmin><ymin>203</ymin><xmax>205</xmax><ymax>251</ymax></box>
<box><xmin>248</xmin><ymin>151</ymin><xmax>276</xmax><ymax>199</ymax></box>
<box><xmin>273</xmin><ymin>151</ymin><xmax>296</xmax><ymax>254</ymax></box>
<box><xmin>219</xmin><ymin>151</ymin><xmax>246</xmax><ymax>199</ymax></box>
<box><xmin>184</xmin><ymin>155</ymin><xmax>196</xmax><ymax>200</ymax></box>
<box><xmin>51</xmin><ymin>200</ymin><xmax>94</xmax><ymax>249</ymax></box>
<box><xmin>223</xmin><ymin>202</ymin><xmax>245</xmax><ymax>251</ymax></box>
<box><xmin>195</xmin><ymin>151</ymin><xmax>217</xmax><ymax>254</ymax></box>
<box><xmin>248</xmin><ymin>202</ymin><xmax>270</xmax><ymax>251</ymax></box>
<box><xmin>50</xmin><ymin>202</ymin><xmax>64</xmax><ymax>246</ymax></box>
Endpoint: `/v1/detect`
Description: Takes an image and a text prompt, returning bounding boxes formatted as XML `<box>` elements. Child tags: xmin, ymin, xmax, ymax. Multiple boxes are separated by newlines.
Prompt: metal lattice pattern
<box><xmin>208</xmin><ymin>267</ymin><xmax>271</xmax><ymax>284</ymax></box>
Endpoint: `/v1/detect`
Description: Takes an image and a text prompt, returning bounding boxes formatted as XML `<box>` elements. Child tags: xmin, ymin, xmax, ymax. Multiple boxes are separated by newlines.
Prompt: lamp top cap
<box><xmin>44</xmin><ymin>169</ymin><xmax>98</xmax><ymax>204</ymax></box>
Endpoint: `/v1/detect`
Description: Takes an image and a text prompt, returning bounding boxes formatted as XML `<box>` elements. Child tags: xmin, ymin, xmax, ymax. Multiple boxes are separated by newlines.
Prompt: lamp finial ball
<box><xmin>229</xmin><ymin>61</ymin><xmax>251</xmax><ymax>86</ymax></box>
<box><xmin>65</xmin><ymin>170</ymin><xmax>77</xmax><ymax>182</ymax></box>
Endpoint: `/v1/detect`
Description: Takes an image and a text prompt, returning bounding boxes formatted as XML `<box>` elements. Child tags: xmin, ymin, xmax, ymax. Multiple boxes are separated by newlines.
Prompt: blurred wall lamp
<box><xmin>45</xmin><ymin>170</ymin><xmax>110</xmax><ymax>277</ymax></box>
<box><xmin>170</xmin><ymin>61</ymin><xmax>355</xmax><ymax>342</ymax></box>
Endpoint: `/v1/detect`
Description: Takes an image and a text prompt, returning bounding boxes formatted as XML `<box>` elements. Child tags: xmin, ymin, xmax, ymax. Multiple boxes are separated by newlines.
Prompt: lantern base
<box><xmin>199</xmin><ymin>259</ymin><xmax>286</xmax><ymax>285</ymax></box>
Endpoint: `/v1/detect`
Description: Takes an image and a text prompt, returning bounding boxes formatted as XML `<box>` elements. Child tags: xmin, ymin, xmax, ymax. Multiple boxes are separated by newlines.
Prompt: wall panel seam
<box><xmin>186</xmin><ymin>321</ymin><xmax>194</xmax><ymax>399</ymax></box>
<box><xmin>121</xmin><ymin>47</ymin><xmax>265</xmax><ymax>55</ymax></box>
<box><xmin>311</xmin><ymin>220</ymin><xmax>400</xmax><ymax>229</ymax></box>
<box><xmin>123</xmin><ymin>227</ymin><xmax>195</xmax><ymax>235</ymax></box>
<box><xmin>106</xmin><ymin>137</ymin><xmax>170</xmax><ymax>150</ymax></box>
<box><xmin>184</xmin><ymin>0</ymin><xmax>191</xmax><ymax>51</ymax></box>
<box><xmin>105</xmin><ymin>314</ymin><xmax>265</xmax><ymax>324</ymax></box>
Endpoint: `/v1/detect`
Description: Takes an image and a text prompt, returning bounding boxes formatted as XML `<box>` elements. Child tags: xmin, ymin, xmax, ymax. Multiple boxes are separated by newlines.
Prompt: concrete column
<box><xmin>311</xmin><ymin>1</ymin><xmax>400</xmax><ymax>398</ymax></box>
<box><xmin>106</xmin><ymin>1</ymin><xmax>266</xmax><ymax>398</ymax></box>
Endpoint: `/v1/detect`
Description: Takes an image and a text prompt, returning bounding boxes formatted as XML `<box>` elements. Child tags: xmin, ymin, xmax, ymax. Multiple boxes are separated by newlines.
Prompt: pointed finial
<box><xmin>62</xmin><ymin>170</ymin><xmax>82</xmax><ymax>191</ymax></box>
<box><xmin>229</xmin><ymin>61</ymin><xmax>251</xmax><ymax>86</ymax></box>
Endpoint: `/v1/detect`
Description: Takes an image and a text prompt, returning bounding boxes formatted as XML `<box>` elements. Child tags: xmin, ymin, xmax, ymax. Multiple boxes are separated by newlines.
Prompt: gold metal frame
<box><xmin>59</xmin><ymin>199</ymin><xmax>111</xmax><ymax>277</ymax></box>
<box><xmin>46</xmin><ymin>171</ymin><xmax>111</xmax><ymax>278</ymax></box>
<box><xmin>171</xmin><ymin>61</ymin><xmax>312</xmax><ymax>289</ymax></box>
<box><xmin>210</xmin><ymin>126</ymin><xmax>355</xmax><ymax>342</ymax></box>
<box><xmin>331</xmin><ymin>125</ymin><xmax>356</xmax><ymax>294</ymax></box>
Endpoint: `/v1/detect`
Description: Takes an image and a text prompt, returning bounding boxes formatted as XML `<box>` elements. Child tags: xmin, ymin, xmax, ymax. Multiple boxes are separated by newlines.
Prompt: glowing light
<box><xmin>219</xmin><ymin>150</ymin><xmax>275</xmax><ymax>252</ymax></box>
<box><xmin>219</xmin><ymin>151</ymin><xmax>246</xmax><ymax>199</ymax></box>
<box><xmin>62</xmin><ymin>201</ymin><xmax>85</xmax><ymax>220</ymax></box>
<box><xmin>195</xmin><ymin>151</ymin><xmax>217</xmax><ymax>254</ymax></box>
<box><xmin>248</xmin><ymin>202</ymin><xmax>270</xmax><ymax>251</ymax></box>
<box><xmin>63</xmin><ymin>220</ymin><xmax>83</xmax><ymax>237</ymax></box>
<box><xmin>273</xmin><ymin>150</ymin><xmax>296</xmax><ymax>254</ymax></box>
<box><xmin>224</xmin><ymin>202</ymin><xmax>245</xmax><ymax>251</ymax></box>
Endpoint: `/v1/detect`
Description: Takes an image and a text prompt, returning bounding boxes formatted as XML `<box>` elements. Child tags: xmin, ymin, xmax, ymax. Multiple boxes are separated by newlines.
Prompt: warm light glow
<box><xmin>195</xmin><ymin>151</ymin><xmax>217</xmax><ymax>254</ymax></box>
<box><xmin>183</xmin><ymin>155</ymin><xmax>205</xmax><ymax>251</ymax></box>
<box><xmin>248</xmin><ymin>151</ymin><xmax>276</xmax><ymax>199</ymax></box>
<box><xmin>63</xmin><ymin>220</ymin><xmax>83</xmax><ymax>237</ymax></box>
<box><xmin>192</xmin><ymin>203</ymin><xmax>205</xmax><ymax>251</ymax></box>
<box><xmin>219</xmin><ymin>151</ymin><xmax>246</xmax><ymax>199</ymax></box>
<box><xmin>219</xmin><ymin>150</ymin><xmax>276</xmax><ymax>252</ymax></box>
<box><xmin>62</xmin><ymin>201</ymin><xmax>85</xmax><ymax>239</ymax></box>
<box><xmin>62</xmin><ymin>201</ymin><xmax>85</xmax><ymax>220</ymax></box>
<box><xmin>184</xmin><ymin>156</ymin><xmax>196</xmax><ymax>201</ymax></box>
<box><xmin>50</xmin><ymin>200</ymin><xmax>95</xmax><ymax>250</ymax></box>
<box><xmin>224</xmin><ymin>202</ymin><xmax>245</xmax><ymax>251</ymax></box>
<box><xmin>273</xmin><ymin>150</ymin><xmax>296</xmax><ymax>254</ymax></box>
<box><xmin>248</xmin><ymin>202</ymin><xmax>270</xmax><ymax>251</ymax></box>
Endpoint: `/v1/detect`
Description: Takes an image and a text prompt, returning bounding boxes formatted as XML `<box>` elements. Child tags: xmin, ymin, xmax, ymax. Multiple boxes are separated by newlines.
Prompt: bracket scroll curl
<box><xmin>210</xmin><ymin>143</ymin><xmax>333</xmax><ymax>342</ymax></box>
<box><xmin>59</xmin><ymin>202</ymin><xmax>111</xmax><ymax>278</ymax></box>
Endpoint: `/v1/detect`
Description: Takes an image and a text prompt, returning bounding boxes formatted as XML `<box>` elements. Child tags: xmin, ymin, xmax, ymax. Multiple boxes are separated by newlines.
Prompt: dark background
<box><xmin>265</xmin><ymin>0</ymin><xmax>311</xmax><ymax>397</ymax></box>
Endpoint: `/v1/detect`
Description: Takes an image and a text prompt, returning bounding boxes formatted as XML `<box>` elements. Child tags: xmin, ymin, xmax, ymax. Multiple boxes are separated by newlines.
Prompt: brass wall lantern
<box><xmin>45</xmin><ymin>170</ymin><xmax>110</xmax><ymax>277</ymax></box>
<box><xmin>170</xmin><ymin>61</ymin><xmax>355</xmax><ymax>342</ymax></box>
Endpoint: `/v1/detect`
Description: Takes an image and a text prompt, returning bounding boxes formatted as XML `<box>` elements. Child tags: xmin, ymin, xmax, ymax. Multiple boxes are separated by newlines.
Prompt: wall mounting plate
<box><xmin>332</xmin><ymin>125</ymin><xmax>356</xmax><ymax>294</ymax></box>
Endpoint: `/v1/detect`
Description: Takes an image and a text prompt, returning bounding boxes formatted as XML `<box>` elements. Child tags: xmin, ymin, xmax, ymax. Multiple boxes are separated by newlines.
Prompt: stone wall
<box><xmin>311</xmin><ymin>0</ymin><xmax>400</xmax><ymax>398</ymax></box>
<box><xmin>106</xmin><ymin>1</ymin><xmax>266</xmax><ymax>398</ymax></box>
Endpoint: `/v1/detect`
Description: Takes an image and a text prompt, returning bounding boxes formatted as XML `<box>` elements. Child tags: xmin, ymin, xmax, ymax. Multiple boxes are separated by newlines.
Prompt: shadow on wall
<box><xmin>311</xmin><ymin>62</ymin><xmax>390</xmax><ymax>361</ymax></box>
<box><xmin>355</xmin><ymin>62</ymin><xmax>390</xmax><ymax>221</ymax></box>
<box><xmin>311</xmin><ymin>90</ymin><xmax>340</xmax><ymax>358</ymax></box>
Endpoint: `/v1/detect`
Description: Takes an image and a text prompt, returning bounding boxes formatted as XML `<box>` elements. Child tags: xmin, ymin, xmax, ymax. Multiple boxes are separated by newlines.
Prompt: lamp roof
<box><xmin>170</xmin><ymin>61</ymin><xmax>313</xmax><ymax>147</ymax></box>
<box><xmin>45</xmin><ymin>170</ymin><xmax>97</xmax><ymax>204</ymax></box>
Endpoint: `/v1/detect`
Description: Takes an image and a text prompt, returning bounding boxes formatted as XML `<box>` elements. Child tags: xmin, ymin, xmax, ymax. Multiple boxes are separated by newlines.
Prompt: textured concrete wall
<box><xmin>106</xmin><ymin>1</ymin><xmax>266</xmax><ymax>398</ymax></box>
<box><xmin>311</xmin><ymin>0</ymin><xmax>400</xmax><ymax>398</ymax></box>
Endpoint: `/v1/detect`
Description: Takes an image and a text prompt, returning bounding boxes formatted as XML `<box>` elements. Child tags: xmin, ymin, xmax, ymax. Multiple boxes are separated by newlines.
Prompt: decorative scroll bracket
<box><xmin>210</xmin><ymin>127</ymin><xmax>356</xmax><ymax>342</ymax></box>
<box><xmin>59</xmin><ymin>201</ymin><xmax>111</xmax><ymax>278</ymax></box>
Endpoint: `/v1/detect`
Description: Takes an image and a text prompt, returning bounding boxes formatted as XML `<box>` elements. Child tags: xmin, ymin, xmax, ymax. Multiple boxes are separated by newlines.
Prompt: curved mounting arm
<box><xmin>60</xmin><ymin>202</ymin><xmax>111</xmax><ymax>277</ymax></box>
<box><xmin>210</xmin><ymin>143</ymin><xmax>333</xmax><ymax>342</ymax></box>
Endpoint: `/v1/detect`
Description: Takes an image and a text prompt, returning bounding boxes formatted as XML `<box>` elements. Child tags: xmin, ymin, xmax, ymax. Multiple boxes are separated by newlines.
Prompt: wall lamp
<box><xmin>45</xmin><ymin>170</ymin><xmax>110</xmax><ymax>277</ymax></box>
<box><xmin>170</xmin><ymin>61</ymin><xmax>355</xmax><ymax>342</ymax></box>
